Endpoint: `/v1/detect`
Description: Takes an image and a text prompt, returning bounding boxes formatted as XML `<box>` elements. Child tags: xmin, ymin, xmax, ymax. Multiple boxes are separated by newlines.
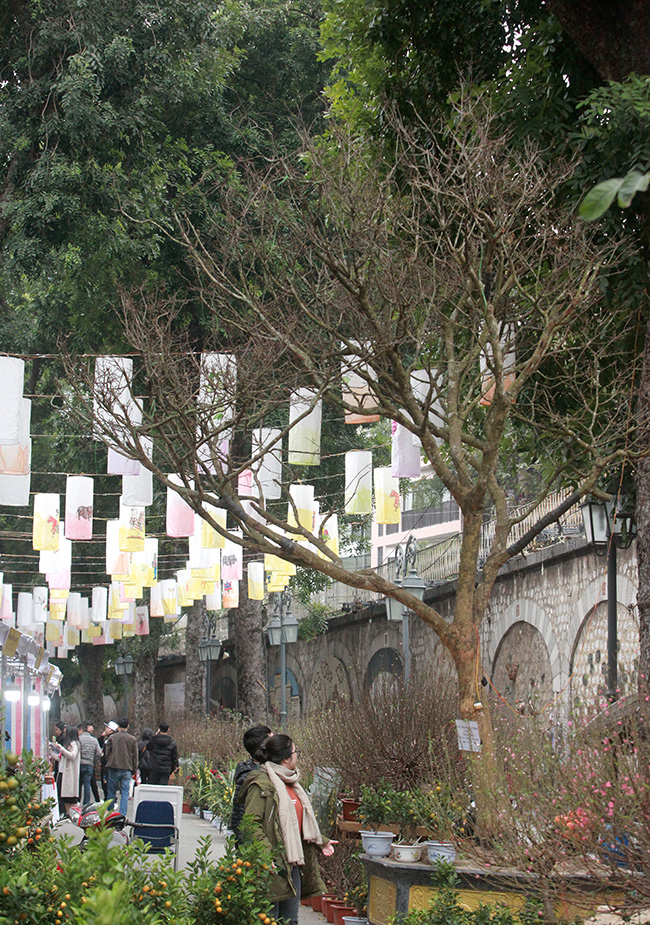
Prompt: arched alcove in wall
<box><xmin>364</xmin><ymin>646</ymin><xmax>402</xmax><ymax>694</ymax></box>
<box><xmin>569</xmin><ymin>600</ymin><xmax>639</xmax><ymax>714</ymax></box>
<box><xmin>269</xmin><ymin>667</ymin><xmax>301</xmax><ymax>720</ymax></box>
<box><xmin>309</xmin><ymin>656</ymin><xmax>351</xmax><ymax>711</ymax></box>
<box><xmin>492</xmin><ymin>621</ymin><xmax>553</xmax><ymax>715</ymax></box>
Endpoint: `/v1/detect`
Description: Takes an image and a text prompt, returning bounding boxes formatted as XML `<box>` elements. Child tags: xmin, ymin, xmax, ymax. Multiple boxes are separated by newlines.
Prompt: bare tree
<box><xmin>66</xmin><ymin>98</ymin><xmax>639</xmax><ymax>745</ymax></box>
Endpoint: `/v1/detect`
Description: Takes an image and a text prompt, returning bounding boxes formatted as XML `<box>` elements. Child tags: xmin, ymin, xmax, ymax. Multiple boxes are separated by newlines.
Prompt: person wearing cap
<box><xmin>98</xmin><ymin>721</ymin><xmax>118</xmax><ymax>799</ymax></box>
<box><xmin>105</xmin><ymin>717</ymin><xmax>138</xmax><ymax>816</ymax></box>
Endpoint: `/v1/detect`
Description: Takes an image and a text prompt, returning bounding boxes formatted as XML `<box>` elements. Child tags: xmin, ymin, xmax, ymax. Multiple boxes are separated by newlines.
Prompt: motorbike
<box><xmin>67</xmin><ymin>801</ymin><xmax>130</xmax><ymax>849</ymax></box>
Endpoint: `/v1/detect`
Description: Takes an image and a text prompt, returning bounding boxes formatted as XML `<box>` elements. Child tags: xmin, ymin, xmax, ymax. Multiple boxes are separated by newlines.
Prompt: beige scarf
<box><xmin>264</xmin><ymin>761</ymin><xmax>322</xmax><ymax>866</ymax></box>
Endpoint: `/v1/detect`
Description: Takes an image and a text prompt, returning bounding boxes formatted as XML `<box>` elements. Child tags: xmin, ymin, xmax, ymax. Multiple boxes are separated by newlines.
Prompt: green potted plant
<box><xmin>413</xmin><ymin>783</ymin><xmax>463</xmax><ymax>864</ymax></box>
<box><xmin>391</xmin><ymin>790</ymin><xmax>424</xmax><ymax>862</ymax></box>
<box><xmin>358</xmin><ymin>780</ymin><xmax>396</xmax><ymax>857</ymax></box>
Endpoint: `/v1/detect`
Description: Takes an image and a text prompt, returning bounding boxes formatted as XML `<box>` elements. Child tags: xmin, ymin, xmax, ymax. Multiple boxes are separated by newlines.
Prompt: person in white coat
<box><xmin>50</xmin><ymin>725</ymin><xmax>81</xmax><ymax>814</ymax></box>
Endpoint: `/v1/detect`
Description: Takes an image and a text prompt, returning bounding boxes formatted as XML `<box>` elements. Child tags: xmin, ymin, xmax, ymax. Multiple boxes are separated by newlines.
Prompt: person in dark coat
<box><xmin>230</xmin><ymin>724</ymin><xmax>272</xmax><ymax>844</ymax></box>
<box><xmin>137</xmin><ymin>727</ymin><xmax>154</xmax><ymax>785</ymax></box>
<box><xmin>146</xmin><ymin>722</ymin><xmax>179</xmax><ymax>785</ymax></box>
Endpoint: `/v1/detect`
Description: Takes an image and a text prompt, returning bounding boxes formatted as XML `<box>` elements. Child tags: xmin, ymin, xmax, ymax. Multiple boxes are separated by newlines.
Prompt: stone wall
<box><xmin>209</xmin><ymin>536</ymin><xmax>639</xmax><ymax>723</ymax></box>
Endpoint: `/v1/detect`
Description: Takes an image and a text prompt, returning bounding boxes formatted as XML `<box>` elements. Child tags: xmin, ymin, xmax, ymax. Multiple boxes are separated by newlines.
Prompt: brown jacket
<box><xmin>105</xmin><ymin>730</ymin><xmax>138</xmax><ymax>772</ymax></box>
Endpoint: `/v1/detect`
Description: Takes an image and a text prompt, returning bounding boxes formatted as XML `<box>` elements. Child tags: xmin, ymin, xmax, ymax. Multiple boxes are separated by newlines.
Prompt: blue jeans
<box><xmin>79</xmin><ymin>764</ymin><xmax>95</xmax><ymax>806</ymax></box>
<box><xmin>273</xmin><ymin>865</ymin><xmax>301</xmax><ymax>925</ymax></box>
<box><xmin>107</xmin><ymin>768</ymin><xmax>131</xmax><ymax>817</ymax></box>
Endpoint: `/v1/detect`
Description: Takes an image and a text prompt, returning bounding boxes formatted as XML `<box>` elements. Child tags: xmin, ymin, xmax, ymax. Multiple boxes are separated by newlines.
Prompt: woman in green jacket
<box><xmin>240</xmin><ymin>734</ymin><xmax>335</xmax><ymax>925</ymax></box>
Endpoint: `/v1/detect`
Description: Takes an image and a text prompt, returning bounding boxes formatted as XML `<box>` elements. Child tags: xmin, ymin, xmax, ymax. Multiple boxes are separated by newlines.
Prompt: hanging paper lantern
<box><xmin>132</xmin><ymin>537</ymin><xmax>158</xmax><ymax>587</ymax></box>
<box><xmin>222</xmin><ymin>536</ymin><xmax>243</xmax><ymax>581</ymax></box>
<box><xmin>16</xmin><ymin>592</ymin><xmax>33</xmax><ymax>627</ymax></box>
<box><xmin>287</xmin><ymin>484</ymin><xmax>315</xmax><ymax>533</ymax></box>
<box><xmin>391</xmin><ymin>421</ymin><xmax>421</xmax><ymax>478</ymax></box>
<box><xmin>66</xmin><ymin>593</ymin><xmax>81</xmax><ymax>627</ymax></box>
<box><xmin>374</xmin><ymin>467</ymin><xmax>401</xmax><ymax>525</ymax></box>
<box><xmin>64</xmin><ymin>476</ymin><xmax>94</xmax><ymax>540</ymax></box>
<box><xmin>135</xmin><ymin>605</ymin><xmax>149</xmax><ymax>636</ymax></box>
<box><xmin>160</xmin><ymin>579</ymin><xmax>178</xmax><ymax>616</ymax></box>
<box><xmin>205</xmin><ymin>584</ymin><xmax>222</xmax><ymax>610</ymax></box>
<box><xmin>176</xmin><ymin>570</ymin><xmax>190</xmax><ymax>607</ymax></box>
<box><xmin>33</xmin><ymin>493</ymin><xmax>60</xmax><ymax>551</ymax></box>
<box><xmin>222</xmin><ymin>580</ymin><xmax>239</xmax><ymax>609</ymax></box>
<box><xmin>247</xmin><ymin>561</ymin><xmax>265</xmax><ymax>601</ymax></box>
<box><xmin>46</xmin><ymin>620</ymin><xmax>63</xmax><ymax>643</ymax></box>
<box><xmin>79</xmin><ymin>598</ymin><xmax>90</xmax><ymax>629</ymax></box>
<box><xmin>121</xmin><ymin>437</ymin><xmax>153</xmax><ymax>506</ymax></box>
<box><xmin>109</xmin><ymin>620</ymin><xmax>123</xmax><ymax>640</ymax></box>
<box><xmin>33</xmin><ymin>587</ymin><xmax>48</xmax><ymax>624</ymax></box>
<box><xmin>119</xmin><ymin>498</ymin><xmax>145</xmax><ymax>552</ymax></box>
<box><xmin>0</xmin><ymin>466</ymin><xmax>31</xmax><ymax>507</ymax></box>
<box><xmin>344</xmin><ymin>451</ymin><xmax>373</xmax><ymax>514</ymax></box>
<box><xmin>341</xmin><ymin>343</ymin><xmax>380</xmax><ymax>424</ymax></box>
<box><xmin>252</xmin><ymin>427</ymin><xmax>283</xmax><ymax>500</ymax></box>
<box><xmin>315</xmin><ymin>512</ymin><xmax>339</xmax><ymax>558</ymax></box>
<box><xmin>166</xmin><ymin>474</ymin><xmax>195</xmax><ymax>537</ymax></box>
<box><xmin>0</xmin><ymin>398</ymin><xmax>31</xmax><ymax>475</ymax></box>
<box><xmin>199</xmin><ymin>503</ymin><xmax>226</xmax><ymax>549</ymax></box>
<box><xmin>106</xmin><ymin>520</ymin><xmax>131</xmax><ymax>576</ymax></box>
<box><xmin>0</xmin><ymin>358</ymin><xmax>25</xmax><ymax>445</ymax></box>
<box><xmin>288</xmin><ymin>389</ymin><xmax>322</xmax><ymax>466</ymax></box>
<box><xmin>92</xmin><ymin>587</ymin><xmax>108</xmax><ymax>623</ymax></box>
<box><xmin>150</xmin><ymin>584</ymin><xmax>164</xmax><ymax>617</ymax></box>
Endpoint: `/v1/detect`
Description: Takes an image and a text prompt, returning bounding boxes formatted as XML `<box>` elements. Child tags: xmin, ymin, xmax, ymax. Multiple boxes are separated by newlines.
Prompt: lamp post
<box><xmin>384</xmin><ymin>536</ymin><xmax>426</xmax><ymax>685</ymax></box>
<box><xmin>198</xmin><ymin>635</ymin><xmax>223</xmax><ymax>715</ymax></box>
<box><xmin>266</xmin><ymin>589</ymin><xmax>299</xmax><ymax>728</ymax></box>
<box><xmin>580</xmin><ymin>497</ymin><xmax>636</xmax><ymax>702</ymax></box>
<box><xmin>114</xmin><ymin>653</ymin><xmax>134</xmax><ymax>717</ymax></box>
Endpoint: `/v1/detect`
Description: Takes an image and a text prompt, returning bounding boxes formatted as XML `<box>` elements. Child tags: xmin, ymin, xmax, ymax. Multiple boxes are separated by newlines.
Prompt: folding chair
<box><xmin>128</xmin><ymin>799</ymin><xmax>180</xmax><ymax>870</ymax></box>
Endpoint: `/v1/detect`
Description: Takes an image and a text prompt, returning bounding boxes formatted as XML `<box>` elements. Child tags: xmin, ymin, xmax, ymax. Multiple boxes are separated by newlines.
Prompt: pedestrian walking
<box><xmin>230</xmin><ymin>724</ymin><xmax>272</xmax><ymax>843</ymax></box>
<box><xmin>146</xmin><ymin>722</ymin><xmax>179</xmax><ymax>786</ymax></box>
<box><xmin>98</xmin><ymin>721</ymin><xmax>117</xmax><ymax>798</ymax></box>
<box><xmin>241</xmin><ymin>734</ymin><xmax>336</xmax><ymax>925</ymax></box>
<box><xmin>137</xmin><ymin>727</ymin><xmax>154</xmax><ymax>785</ymax></box>
<box><xmin>105</xmin><ymin>717</ymin><xmax>138</xmax><ymax>816</ymax></box>
<box><xmin>50</xmin><ymin>724</ymin><xmax>81</xmax><ymax>816</ymax></box>
<box><xmin>77</xmin><ymin>722</ymin><xmax>102</xmax><ymax>806</ymax></box>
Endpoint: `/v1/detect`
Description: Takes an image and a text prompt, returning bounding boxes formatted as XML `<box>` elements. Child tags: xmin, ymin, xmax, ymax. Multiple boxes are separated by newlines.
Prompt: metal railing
<box><xmin>294</xmin><ymin>489</ymin><xmax>583</xmax><ymax>618</ymax></box>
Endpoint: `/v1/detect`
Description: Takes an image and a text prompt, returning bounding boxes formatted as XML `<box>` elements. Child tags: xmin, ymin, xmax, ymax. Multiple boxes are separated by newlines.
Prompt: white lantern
<box><xmin>0</xmin><ymin>584</ymin><xmax>13</xmax><ymax>623</ymax></box>
<box><xmin>391</xmin><ymin>421</ymin><xmax>421</xmax><ymax>478</ymax></box>
<box><xmin>288</xmin><ymin>484</ymin><xmax>315</xmax><ymax>533</ymax></box>
<box><xmin>288</xmin><ymin>389</ymin><xmax>322</xmax><ymax>466</ymax></box>
<box><xmin>121</xmin><ymin>437</ymin><xmax>153</xmax><ymax>506</ymax></box>
<box><xmin>248</xmin><ymin>561</ymin><xmax>265</xmax><ymax>601</ymax></box>
<box><xmin>119</xmin><ymin>498</ymin><xmax>145</xmax><ymax>552</ymax></box>
<box><xmin>160</xmin><ymin>579</ymin><xmax>178</xmax><ymax>616</ymax></box>
<box><xmin>0</xmin><ymin>357</ymin><xmax>25</xmax><ymax>445</ymax></box>
<box><xmin>149</xmin><ymin>583</ymin><xmax>164</xmax><ymax>617</ymax></box>
<box><xmin>252</xmin><ymin>427</ymin><xmax>283</xmax><ymax>500</ymax></box>
<box><xmin>16</xmin><ymin>592</ymin><xmax>33</xmax><ymax>627</ymax></box>
<box><xmin>222</xmin><ymin>536</ymin><xmax>243</xmax><ymax>582</ymax></box>
<box><xmin>315</xmin><ymin>511</ymin><xmax>339</xmax><ymax>557</ymax></box>
<box><xmin>33</xmin><ymin>493</ymin><xmax>60</xmax><ymax>551</ymax></box>
<box><xmin>205</xmin><ymin>583</ymin><xmax>222</xmax><ymax>610</ymax></box>
<box><xmin>341</xmin><ymin>343</ymin><xmax>380</xmax><ymax>424</ymax></box>
<box><xmin>410</xmin><ymin>369</ymin><xmax>445</xmax><ymax>442</ymax></box>
<box><xmin>344</xmin><ymin>450</ymin><xmax>373</xmax><ymax>514</ymax></box>
<box><xmin>375</xmin><ymin>466</ymin><xmax>401</xmax><ymax>525</ymax></box>
<box><xmin>166</xmin><ymin>474</ymin><xmax>195</xmax><ymax>537</ymax></box>
<box><xmin>0</xmin><ymin>467</ymin><xmax>31</xmax><ymax>507</ymax></box>
<box><xmin>33</xmin><ymin>586</ymin><xmax>48</xmax><ymax>623</ymax></box>
<box><xmin>92</xmin><ymin>586</ymin><xmax>108</xmax><ymax>623</ymax></box>
<box><xmin>67</xmin><ymin>592</ymin><xmax>82</xmax><ymax>626</ymax></box>
<box><xmin>105</xmin><ymin>519</ymin><xmax>131</xmax><ymax>576</ymax></box>
<box><xmin>65</xmin><ymin>475</ymin><xmax>94</xmax><ymax>540</ymax></box>
<box><xmin>0</xmin><ymin>398</ymin><xmax>31</xmax><ymax>475</ymax></box>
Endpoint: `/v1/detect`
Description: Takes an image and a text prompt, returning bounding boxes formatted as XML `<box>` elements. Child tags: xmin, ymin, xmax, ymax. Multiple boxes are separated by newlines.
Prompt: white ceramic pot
<box><xmin>203</xmin><ymin>810</ymin><xmax>214</xmax><ymax>821</ymax></box>
<box><xmin>393</xmin><ymin>844</ymin><xmax>423</xmax><ymax>863</ymax></box>
<box><xmin>426</xmin><ymin>841</ymin><xmax>456</xmax><ymax>863</ymax></box>
<box><xmin>360</xmin><ymin>831</ymin><xmax>395</xmax><ymax>858</ymax></box>
<box><xmin>342</xmin><ymin>918</ymin><xmax>369</xmax><ymax>925</ymax></box>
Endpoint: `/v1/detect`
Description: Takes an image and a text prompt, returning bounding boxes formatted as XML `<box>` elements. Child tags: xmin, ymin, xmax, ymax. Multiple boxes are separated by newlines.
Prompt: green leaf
<box><xmin>578</xmin><ymin>177</ymin><xmax>625</xmax><ymax>220</ymax></box>
<box><xmin>616</xmin><ymin>169</ymin><xmax>650</xmax><ymax>208</ymax></box>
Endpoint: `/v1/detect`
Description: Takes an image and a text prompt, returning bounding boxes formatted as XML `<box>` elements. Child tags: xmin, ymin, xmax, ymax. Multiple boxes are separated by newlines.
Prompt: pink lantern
<box><xmin>166</xmin><ymin>474</ymin><xmax>195</xmax><ymax>537</ymax></box>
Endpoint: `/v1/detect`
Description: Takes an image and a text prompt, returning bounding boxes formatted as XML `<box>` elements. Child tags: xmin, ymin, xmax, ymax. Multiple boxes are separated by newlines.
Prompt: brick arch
<box><xmin>308</xmin><ymin>656</ymin><xmax>352</xmax><ymax>712</ymax></box>
<box><xmin>487</xmin><ymin>598</ymin><xmax>563</xmax><ymax>693</ymax></box>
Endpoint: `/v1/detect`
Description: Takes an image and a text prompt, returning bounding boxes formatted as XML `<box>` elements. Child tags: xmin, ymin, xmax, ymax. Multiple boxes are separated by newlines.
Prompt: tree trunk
<box><xmin>77</xmin><ymin>644</ymin><xmax>105</xmax><ymax>729</ymax></box>
<box><xmin>133</xmin><ymin>650</ymin><xmax>157</xmax><ymax>737</ymax></box>
<box><xmin>637</xmin><ymin>321</ymin><xmax>650</xmax><ymax>693</ymax></box>
<box><xmin>233</xmin><ymin>559</ymin><xmax>267</xmax><ymax>721</ymax></box>
<box><xmin>185</xmin><ymin>598</ymin><xmax>205</xmax><ymax>717</ymax></box>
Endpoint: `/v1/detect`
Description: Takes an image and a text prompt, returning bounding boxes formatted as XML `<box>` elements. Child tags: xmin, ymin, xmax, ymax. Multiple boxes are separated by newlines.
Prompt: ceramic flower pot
<box><xmin>342</xmin><ymin>918</ymin><xmax>369</xmax><ymax>925</ymax></box>
<box><xmin>425</xmin><ymin>841</ymin><xmax>456</xmax><ymax>863</ymax></box>
<box><xmin>333</xmin><ymin>904</ymin><xmax>357</xmax><ymax>925</ymax></box>
<box><xmin>360</xmin><ymin>830</ymin><xmax>395</xmax><ymax>858</ymax></box>
<box><xmin>393</xmin><ymin>843</ymin><xmax>423</xmax><ymax>863</ymax></box>
<box><xmin>341</xmin><ymin>798</ymin><xmax>360</xmax><ymax>822</ymax></box>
